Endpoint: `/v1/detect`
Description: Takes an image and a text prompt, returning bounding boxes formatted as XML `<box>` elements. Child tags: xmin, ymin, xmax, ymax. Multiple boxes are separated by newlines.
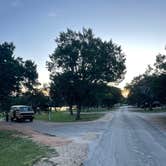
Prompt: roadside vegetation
<box><xmin>130</xmin><ymin>107</ymin><xmax>166</xmax><ymax>113</ymax></box>
<box><xmin>0</xmin><ymin>112</ymin><xmax>4</xmax><ymax>119</ymax></box>
<box><xmin>0</xmin><ymin>130</ymin><xmax>55</xmax><ymax>166</ymax></box>
<box><xmin>35</xmin><ymin>111</ymin><xmax>105</xmax><ymax>122</ymax></box>
<box><xmin>127</xmin><ymin>50</ymin><xmax>166</xmax><ymax>111</ymax></box>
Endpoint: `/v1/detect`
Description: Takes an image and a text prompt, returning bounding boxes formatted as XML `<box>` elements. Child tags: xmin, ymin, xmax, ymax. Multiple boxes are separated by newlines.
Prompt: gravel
<box><xmin>85</xmin><ymin>106</ymin><xmax>166</xmax><ymax>166</ymax></box>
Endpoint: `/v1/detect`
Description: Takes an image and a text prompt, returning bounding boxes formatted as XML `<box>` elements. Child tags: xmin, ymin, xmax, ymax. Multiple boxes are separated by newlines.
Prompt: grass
<box><xmin>35</xmin><ymin>111</ymin><xmax>105</xmax><ymax>122</ymax></box>
<box><xmin>0</xmin><ymin>130</ymin><xmax>55</xmax><ymax>166</ymax></box>
<box><xmin>80</xmin><ymin>107</ymin><xmax>115</xmax><ymax>112</ymax></box>
<box><xmin>51</xmin><ymin>106</ymin><xmax>115</xmax><ymax>112</ymax></box>
<box><xmin>0</xmin><ymin>112</ymin><xmax>4</xmax><ymax>119</ymax></box>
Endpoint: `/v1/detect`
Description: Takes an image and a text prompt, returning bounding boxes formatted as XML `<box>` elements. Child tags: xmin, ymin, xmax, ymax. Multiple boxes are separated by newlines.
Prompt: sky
<box><xmin>0</xmin><ymin>0</ymin><xmax>166</xmax><ymax>88</ymax></box>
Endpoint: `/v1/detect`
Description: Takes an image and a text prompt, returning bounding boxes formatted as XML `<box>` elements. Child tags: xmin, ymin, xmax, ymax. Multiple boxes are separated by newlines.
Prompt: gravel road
<box><xmin>85</xmin><ymin>106</ymin><xmax>166</xmax><ymax>166</ymax></box>
<box><xmin>21</xmin><ymin>118</ymin><xmax>108</xmax><ymax>141</ymax></box>
<box><xmin>3</xmin><ymin>106</ymin><xmax>166</xmax><ymax>166</ymax></box>
<box><xmin>11</xmin><ymin>112</ymin><xmax>110</xmax><ymax>166</ymax></box>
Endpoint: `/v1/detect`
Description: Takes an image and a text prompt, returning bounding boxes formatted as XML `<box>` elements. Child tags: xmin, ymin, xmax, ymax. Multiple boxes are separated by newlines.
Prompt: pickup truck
<box><xmin>9</xmin><ymin>105</ymin><xmax>34</xmax><ymax>122</ymax></box>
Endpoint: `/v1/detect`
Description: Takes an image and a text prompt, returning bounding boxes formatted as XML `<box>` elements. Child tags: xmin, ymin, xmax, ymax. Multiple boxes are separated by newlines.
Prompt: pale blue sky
<box><xmin>1</xmin><ymin>0</ymin><xmax>166</xmax><ymax>88</ymax></box>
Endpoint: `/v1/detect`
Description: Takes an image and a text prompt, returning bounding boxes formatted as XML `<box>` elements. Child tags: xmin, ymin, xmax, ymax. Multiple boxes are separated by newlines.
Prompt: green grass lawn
<box><xmin>0</xmin><ymin>112</ymin><xmax>4</xmax><ymax>119</ymax></box>
<box><xmin>0</xmin><ymin>130</ymin><xmax>55</xmax><ymax>166</ymax></box>
<box><xmin>35</xmin><ymin>111</ymin><xmax>105</xmax><ymax>122</ymax></box>
<box><xmin>80</xmin><ymin>107</ymin><xmax>115</xmax><ymax>112</ymax></box>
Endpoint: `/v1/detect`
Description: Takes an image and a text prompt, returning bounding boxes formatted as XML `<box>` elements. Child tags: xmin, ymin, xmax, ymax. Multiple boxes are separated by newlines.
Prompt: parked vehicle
<box><xmin>9</xmin><ymin>105</ymin><xmax>34</xmax><ymax>122</ymax></box>
<box><xmin>152</xmin><ymin>101</ymin><xmax>161</xmax><ymax>107</ymax></box>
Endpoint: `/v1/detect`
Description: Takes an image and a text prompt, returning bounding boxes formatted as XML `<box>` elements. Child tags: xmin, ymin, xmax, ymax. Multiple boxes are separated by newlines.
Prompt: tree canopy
<box><xmin>0</xmin><ymin>42</ymin><xmax>39</xmax><ymax>111</ymax></box>
<box><xmin>47</xmin><ymin>28</ymin><xmax>126</xmax><ymax>83</ymax></box>
<box><xmin>47</xmin><ymin>28</ymin><xmax>126</xmax><ymax>119</ymax></box>
<box><xmin>127</xmin><ymin>51</ymin><xmax>166</xmax><ymax>109</ymax></box>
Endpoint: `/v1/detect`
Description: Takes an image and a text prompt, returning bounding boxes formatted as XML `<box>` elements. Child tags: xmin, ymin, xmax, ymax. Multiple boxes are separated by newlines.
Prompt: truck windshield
<box><xmin>20</xmin><ymin>107</ymin><xmax>32</xmax><ymax>111</ymax></box>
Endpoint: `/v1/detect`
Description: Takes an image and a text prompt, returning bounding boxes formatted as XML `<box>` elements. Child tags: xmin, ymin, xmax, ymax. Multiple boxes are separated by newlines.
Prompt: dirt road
<box><xmin>2</xmin><ymin>106</ymin><xmax>166</xmax><ymax>166</ymax></box>
<box><xmin>85</xmin><ymin>106</ymin><xmax>166</xmax><ymax>166</ymax></box>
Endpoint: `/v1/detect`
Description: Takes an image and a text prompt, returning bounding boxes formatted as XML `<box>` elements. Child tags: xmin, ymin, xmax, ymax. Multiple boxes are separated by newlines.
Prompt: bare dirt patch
<box><xmin>0</xmin><ymin>121</ymin><xmax>88</xmax><ymax>166</ymax></box>
<box><xmin>0</xmin><ymin>121</ymin><xmax>71</xmax><ymax>147</ymax></box>
<box><xmin>36</xmin><ymin>142</ymin><xmax>88</xmax><ymax>166</ymax></box>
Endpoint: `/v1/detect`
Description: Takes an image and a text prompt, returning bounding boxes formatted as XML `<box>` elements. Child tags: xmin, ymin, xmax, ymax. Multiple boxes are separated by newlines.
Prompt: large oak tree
<box><xmin>47</xmin><ymin>28</ymin><xmax>126</xmax><ymax>119</ymax></box>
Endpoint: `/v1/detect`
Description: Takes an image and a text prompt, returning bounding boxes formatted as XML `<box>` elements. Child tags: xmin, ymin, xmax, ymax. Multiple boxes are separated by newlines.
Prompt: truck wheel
<box><xmin>10</xmin><ymin>117</ymin><xmax>14</xmax><ymax>122</ymax></box>
<box><xmin>16</xmin><ymin>118</ymin><xmax>20</xmax><ymax>122</ymax></box>
<box><xmin>30</xmin><ymin>118</ymin><xmax>33</xmax><ymax>122</ymax></box>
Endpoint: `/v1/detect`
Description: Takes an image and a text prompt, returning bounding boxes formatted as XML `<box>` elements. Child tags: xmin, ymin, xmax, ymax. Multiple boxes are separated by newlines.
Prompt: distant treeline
<box><xmin>127</xmin><ymin>51</ymin><xmax>166</xmax><ymax>110</ymax></box>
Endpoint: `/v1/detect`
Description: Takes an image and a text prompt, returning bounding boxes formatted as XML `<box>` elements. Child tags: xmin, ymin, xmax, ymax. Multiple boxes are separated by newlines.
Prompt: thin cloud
<box><xmin>48</xmin><ymin>11</ymin><xmax>57</xmax><ymax>17</ymax></box>
<box><xmin>11</xmin><ymin>0</ymin><xmax>22</xmax><ymax>8</ymax></box>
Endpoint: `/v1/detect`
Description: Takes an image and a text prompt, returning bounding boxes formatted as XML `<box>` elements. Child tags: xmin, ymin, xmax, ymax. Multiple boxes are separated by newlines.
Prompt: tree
<box><xmin>0</xmin><ymin>42</ymin><xmax>23</xmax><ymax>110</ymax></box>
<box><xmin>127</xmin><ymin>75</ymin><xmax>155</xmax><ymax>109</ymax></box>
<box><xmin>11</xmin><ymin>90</ymin><xmax>50</xmax><ymax>112</ymax></box>
<box><xmin>154</xmin><ymin>54</ymin><xmax>166</xmax><ymax>74</ymax></box>
<box><xmin>103</xmin><ymin>86</ymin><xmax>122</xmax><ymax>107</ymax></box>
<box><xmin>22</xmin><ymin>60</ymin><xmax>39</xmax><ymax>92</ymax></box>
<box><xmin>0</xmin><ymin>42</ymin><xmax>39</xmax><ymax>111</ymax></box>
<box><xmin>81</xmin><ymin>84</ymin><xmax>122</xmax><ymax>108</ymax></box>
<box><xmin>47</xmin><ymin>28</ymin><xmax>126</xmax><ymax>119</ymax></box>
<box><xmin>50</xmin><ymin>73</ymin><xmax>74</xmax><ymax>115</ymax></box>
<box><xmin>127</xmin><ymin>49</ymin><xmax>166</xmax><ymax>109</ymax></box>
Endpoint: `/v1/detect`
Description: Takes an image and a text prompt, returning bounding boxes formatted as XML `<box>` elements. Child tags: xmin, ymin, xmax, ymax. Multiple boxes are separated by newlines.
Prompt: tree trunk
<box><xmin>69</xmin><ymin>105</ymin><xmax>73</xmax><ymax>115</ymax></box>
<box><xmin>75</xmin><ymin>104</ymin><xmax>81</xmax><ymax>120</ymax></box>
<box><xmin>149</xmin><ymin>103</ymin><xmax>153</xmax><ymax>111</ymax></box>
